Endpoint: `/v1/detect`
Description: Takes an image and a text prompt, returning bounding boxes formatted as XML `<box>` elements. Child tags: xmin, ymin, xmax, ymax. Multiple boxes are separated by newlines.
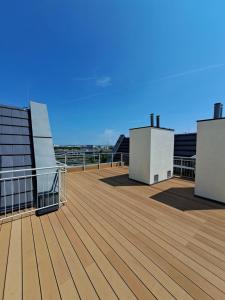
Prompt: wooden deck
<box><xmin>1</xmin><ymin>167</ymin><xmax>225</xmax><ymax>299</ymax></box>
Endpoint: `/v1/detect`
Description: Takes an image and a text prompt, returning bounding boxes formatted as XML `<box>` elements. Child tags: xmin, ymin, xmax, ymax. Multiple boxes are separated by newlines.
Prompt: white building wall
<box><xmin>195</xmin><ymin>119</ymin><xmax>225</xmax><ymax>203</ymax></box>
<box><xmin>150</xmin><ymin>128</ymin><xmax>174</xmax><ymax>184</ymax></box>
<box><xmin>129</xmin><ymin>127</ymin><xmax>150</xmax><ymax>184</ymax></box>
<box><xmin>129</xmin><ymin>127</ymin><xmax>174</xmax><ymax>185</ymax></box>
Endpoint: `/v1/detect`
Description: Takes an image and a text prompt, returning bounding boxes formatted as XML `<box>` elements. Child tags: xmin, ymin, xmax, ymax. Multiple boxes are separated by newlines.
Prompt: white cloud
<box><xmin>160</xmin><ymin>62</ymin><xmax>225</xmax><ymax>81</ymax></box>
<box><xmin>96</xmin><ymin>76</ymin><xmax>112</xmax><ymax>87</ymax></box>
<box><xmin>99</xmin><ymin>128</ymin><xmax>118</xmax><ymax>145</ymax></box>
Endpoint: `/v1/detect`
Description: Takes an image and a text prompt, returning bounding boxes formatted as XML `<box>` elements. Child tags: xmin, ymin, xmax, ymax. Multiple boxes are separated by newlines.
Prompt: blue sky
<box><xmin>1</xmin><ymin>0</ymin><xmax>225</xmax><ymax>145</ymax></box>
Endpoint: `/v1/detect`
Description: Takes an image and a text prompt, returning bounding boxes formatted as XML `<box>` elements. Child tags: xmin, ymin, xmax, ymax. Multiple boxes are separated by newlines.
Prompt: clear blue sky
<box><xmin>1</xmin><ymin>0</ymin><xmax>225</xmax><ymax>145</ymax></box>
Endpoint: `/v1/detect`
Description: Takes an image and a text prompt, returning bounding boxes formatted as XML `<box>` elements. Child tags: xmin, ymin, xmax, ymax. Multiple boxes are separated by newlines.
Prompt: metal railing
<box><xmin>56</xmin><ymin>152</ymin><xmax>195</xmax><ymax>179</ymax></box>
<box><xmin>55</xmin><ymin>152</ymin><xmax>129</xmax><ymax>169</ymax></box>
<box><xmin>0</xmin><ymin>165</ymin><xmax>67</xmax><ymax>221</ymax></box>
<box><xmin>173</xmin><ymin>156</ymin><xmax>195</xmax><ymax>179</ymax></box>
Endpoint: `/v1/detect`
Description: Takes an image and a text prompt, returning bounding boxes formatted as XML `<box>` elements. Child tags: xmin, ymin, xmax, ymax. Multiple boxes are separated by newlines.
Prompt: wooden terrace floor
<box><xmin>1</xmin><ymin>167</ymin><xmax>225</xmax><ymax>299</ymax></box>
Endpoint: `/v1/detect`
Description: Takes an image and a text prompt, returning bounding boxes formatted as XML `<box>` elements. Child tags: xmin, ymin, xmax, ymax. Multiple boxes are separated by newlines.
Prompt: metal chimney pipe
<box><xmin>214</xmin><ymin>103</ymin><xmax>223</xmax><ymax>119</ymax></box>
<box><xmin>156</xmin><ymin>115</ymin><xmax>160</xmax><ymax>128</ymax></box>
<box><xmin>150</xmin><ymin>113</ymin><xmax>154</xmax><ymax>127</ymax></box>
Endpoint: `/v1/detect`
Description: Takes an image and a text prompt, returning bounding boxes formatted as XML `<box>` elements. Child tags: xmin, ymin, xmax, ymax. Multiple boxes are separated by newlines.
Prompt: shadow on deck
<box><xmin>151</xmin><ymin>187</ymin><xmax>225</xmax><ymax>211</ymax></box>
<box><xmin>100</xmin><ymin>174</ymin><xmax>146</xmax><ymax>187</ymax></box>
<box><xmin>100</xmin><ymin>173</ymin><xmax>225</xmax><ymax>211</ymax></box>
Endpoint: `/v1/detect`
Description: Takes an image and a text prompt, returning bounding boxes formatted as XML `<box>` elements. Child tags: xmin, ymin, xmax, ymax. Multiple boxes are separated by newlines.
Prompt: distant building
<box><xmin>113</xmin><ymin>133</ymin><xmax>197</xmax><ymax>157</ymax></box>
<box><xmin>174</xmin><ymin>133</ymin><xmax>197</xmax><ymax>157</ymax></box>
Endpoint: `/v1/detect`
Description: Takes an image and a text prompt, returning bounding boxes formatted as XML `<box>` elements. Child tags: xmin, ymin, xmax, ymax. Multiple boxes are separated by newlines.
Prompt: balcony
<box><xmin>0</xmin><ymin>166</ymin><xmax>225</xmax><ymax>299</ymax></box>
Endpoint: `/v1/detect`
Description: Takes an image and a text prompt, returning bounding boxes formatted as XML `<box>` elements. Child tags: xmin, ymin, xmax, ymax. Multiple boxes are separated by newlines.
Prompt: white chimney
<box><xmin>129</xmin><ymin>116</ymin><xmax>174</xmax><ymax>185</ymax></box>
<box><xmin>195</xmin><ymin>103</ymin><xmax>225</xmax><ymax>203</ymax></box>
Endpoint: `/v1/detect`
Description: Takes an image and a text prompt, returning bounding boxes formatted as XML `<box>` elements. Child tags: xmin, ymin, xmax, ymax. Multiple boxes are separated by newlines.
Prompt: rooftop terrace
<box><xmin>1</xmin><ymin>166</ymin><xmax>225</xmax><ymax>300</ymax></box>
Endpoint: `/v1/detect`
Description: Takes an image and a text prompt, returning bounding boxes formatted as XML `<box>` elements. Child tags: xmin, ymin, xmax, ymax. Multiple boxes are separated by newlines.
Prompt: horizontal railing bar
<box><xmin>0</xmin><ymin>165</ymin><xmax>65</xmax><ymax>175</ymax></box>
<box><xmin>55</xmin><ymin>152</ymin><xmax>130</xmax><ymax>157</ymax></box>
<box><xmin>0</xmin><ymin>171</ymin><xmax>61</xmax><ymax>181</ymax></box>
<box><xmin>65</xmin><ymin>161</ymin><xmax>121</xmax><ymax>169</ymax></box>
<box><xmin>174</xmin><ymin>165</ymin><xmax>195</xmax><ymax>170</ymax></box>
<box><xmin>174</xmin><ymin>156</ymin><xmax>195</xmax><ymax>159</ymax></box>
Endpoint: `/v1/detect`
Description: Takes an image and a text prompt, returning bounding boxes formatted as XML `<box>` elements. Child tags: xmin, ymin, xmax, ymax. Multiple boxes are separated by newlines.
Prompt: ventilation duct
<box><xmin>150</xmin><ymin>113</ymin><xmax>154</xmax><ymax>127</ymax></box>
<box><xmin>156</xmin><ymin>115</ymin><xmax>160</xmax><ymax>128</ymax></box>
<box><xmin>214</xmin><ymin>102</ymin><xmax>223</xmax><ymax>119</ymax></box>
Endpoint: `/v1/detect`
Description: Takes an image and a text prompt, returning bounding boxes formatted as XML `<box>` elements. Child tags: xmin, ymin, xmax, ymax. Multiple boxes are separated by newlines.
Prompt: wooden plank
<box><xmin>74</xmin><ymin>176</ymin><xmax>225</xmax><ymax>282</ymax></box>
<box><xmin>56</xmin><ymin>209</ymin><xmax>118</xmax><ymax>300</ymax></box>
<box><xmin>0</xmin><ymin>222</ymin><xmax>11</xmax><ymax>300</ymax></box>
<box><xmin>61</xmin><ymin>204</ymin><xmax>155</xmax><ymax>300</ymax></box>
<box><xmin>22</xmin><ymin>216</ymin><xmax>41</xmax><ymax>300</ymax></box>
<box><xmin>31</xmin><ymin>215</ymin><xmax>61</xmax><ymax>300</ymax></box>
<box><xmin>77</xmin><ymin>171</ymin><xmax>225</xmax><ymax>261</ymax></box>
<box><xmin>67</xmin><ymin>171</ymin><xmax>223</xmax><ymax>297</ymax></box>
<box><xmin>62</xmin><ymin>206</ymin><xmax>137</xmax><ymax>300</ymax></box>
<box><xmin>67</xmin><ymin>202</ymin><xmax>192</xmax><ymax>300</ymax></box>
<box><xmin>40</xmin><ymin>214</ymin><xmax>79</xmax><ymax>300</ymax></box>
<box><xmin>2</xmin><ymin>167</ymin><xmax>225</xmax><ymax>300</ymax></box>
<box><xmin>48</xmin><ymin>213</ymin><xmax>99</xmax><ymax>300</ymax></box>
<box><xmin>4</xmin><ymin>219</ymin><xmax>22</xmax><ymax>300</ymax></box>
<box><xmin>71</xmin><ymin>186</ymin><xmax>212</xmax><ymax>300</ymax></box>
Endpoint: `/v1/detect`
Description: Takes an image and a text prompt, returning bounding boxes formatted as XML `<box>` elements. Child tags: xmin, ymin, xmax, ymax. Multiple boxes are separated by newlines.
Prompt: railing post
<box><xmin>121</xmin><ymin>153</ymin><xmax>123</xmax><ymax>166</ymax></box>
<box><xmin>65</xmin><ymin>154</ymin><xmax>67</xmax><ymax>165</ymax></box>
<box><xmin>98</xmin><ymin>153</ymin><xmax>100</xmax><ymax>169</ymax></box>
<box><xmin>111</xmin><ymin>153</ymin><xmax>113</xmax><ymax>167</ymax></box>
<box><xmin>180</xmin><ymin>158</ymin><xmax>183</xmax><ymax>177</ymax></box>
<box><xmin>58</xmin><ymin>168</ymin><xmax>61</xmax><ymax>206</ymax></box>
<box><xmin>83</xmin><ymin>153</ymin><xmax>85</xmax><ymax>171</ymax></box>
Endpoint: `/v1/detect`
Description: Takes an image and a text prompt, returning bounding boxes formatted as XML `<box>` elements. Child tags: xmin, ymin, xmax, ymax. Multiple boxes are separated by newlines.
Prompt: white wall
<box><xmin>129</xmin><ymin>127</ymin><xmax>150</xmax><ymax>184</ymax></box>
<box><xmin>195</xmin><ymin>119</ymin><xmax>225</xmax><ymax>203</ymax></box>
<box><xmin>150</xmin><ymin>128</ymin><xmax>174</xmax><ymax>184</ymax></box>
<box><xmin>129</xmin><ymin>127</ymin><xmax>174</xmax><ymax>185</ymax></box>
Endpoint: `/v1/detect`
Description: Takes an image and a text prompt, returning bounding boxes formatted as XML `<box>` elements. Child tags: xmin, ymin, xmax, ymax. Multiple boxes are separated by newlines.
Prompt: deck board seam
<box><xmin>68</xmin><ymin>189</ymin><xmax>198</xmax><ymax>300</ymax></box>
<box><xmin>66</xmin><ymin>193</ymin><xmax>176</xmax><ymax>299</ymax></box>
<box><xmin>63</xmin><ymin>204</ymin><xmax>154</xmax><ymax>300</ymax></box>
<box><xmin>47</xmin><ymin>214</ymin><xmax>82</xmax><ymax>299</ymax></box>
<box><xmin>80</xmin><ymin>179</ymin><xmax>225</xmax><ymax>279</ymax></box>
<box><xmin>2</xmin><ymin>222</ymin><xmax>12</xmax><ymax>300</ymax></box>
<box><xmin>39</xmin><ymin>217</ymin><xmax>63</xmax><ymax>300</ymax></box>
<box><xmin>68</xmin><ymin>174</ymin><xmax>225</xmax><ymax>299</ymax></box>
<box><xmin>72</xmin><ymin>174</ymin><xmax>223</xmax><ymax>258</ymax></box>
<box><xmin>54</xmin><ymin>212</ymin><xmax>101</xmax><ymax>300</ymax></box>
<box><xmin>79</xmin><ymin>173</ymin><xmax>225</xmax><ymax>259</ymax></box>
<box><xmin>70</xmin><ymin>192</ymin><xmax>208</xmax><ymax>300</ymax></box>
<box><xmin>60</xmin><ymin>208</ymin><xmax>120</xmax><ymax>300</ymax></box>
<box><xmin>78</xmin><ymin>171</ymin><xmax>224</xmax><ymax>293</ymax></box>
<box><xmin>30</xmin><ymin>216</ymin><xmax>43</xmax><ymax>300</ymax></box>
<box><xmin>62</xmin><ymin>202</ymin><xmax>155</xmax><ymax>297</ymax></box>
<box><xmin>21</xmin><ymin>218</ymin><xmax>23</xmax><ymax>300</ymax></box>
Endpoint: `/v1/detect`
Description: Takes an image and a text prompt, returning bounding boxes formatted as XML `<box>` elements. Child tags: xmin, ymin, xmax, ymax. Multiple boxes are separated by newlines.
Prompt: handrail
<box><xmin>0</xmin><ymin>165</ymin><xmax>67</xmax><ymax>221</ymax></box>
<box><xmin>55</xmin><ymin>152</ymin><xmax>129</xmax><ymax>169</ymax></box>
<box><xmin>55</xmin><ymin>152</ymin><xmax>195</xmax><ymax>179</ymax></box>
<box><xmin>55</xmin><ymin>151</ymin><xmax>129</xmax><ymax>157</ymax></box>
<box><xmin>0</xmin><ymin>165</ymin><xmax>65</xmax><ymax>174</ymax></box>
